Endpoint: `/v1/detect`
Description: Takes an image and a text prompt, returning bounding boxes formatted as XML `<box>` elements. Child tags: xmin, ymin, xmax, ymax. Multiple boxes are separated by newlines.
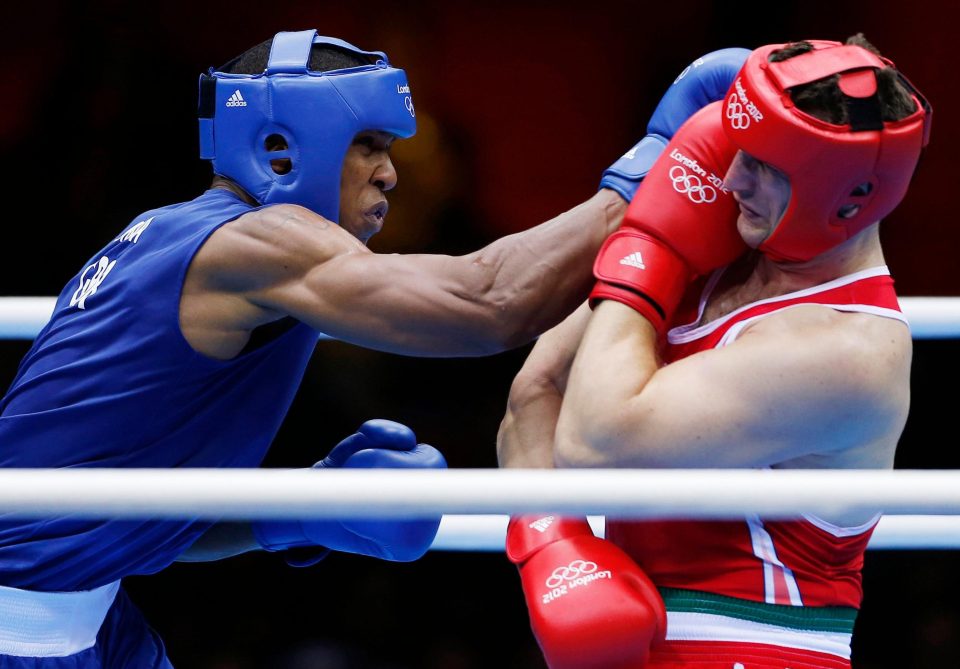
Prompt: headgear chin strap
<box><xmin>198</xmin><ymin>30</ymin><xmax>417</xmax><ymax>222</ymax></box>
<box><xmin>721</xmin><ymin>40</ymin><xmax>932</xmax><ymax>262</ymax></box>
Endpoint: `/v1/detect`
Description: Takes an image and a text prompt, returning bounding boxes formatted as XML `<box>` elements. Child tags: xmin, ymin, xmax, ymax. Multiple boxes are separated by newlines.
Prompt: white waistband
<box><xmin>665</xmin><ymin>611</ymin><xmax>852</xmax><ymax>659</ymax></box>
<box><xmin>0</xmin><ymin>581</ymin><xmax>120</xmax><ymax>657</ymax></box>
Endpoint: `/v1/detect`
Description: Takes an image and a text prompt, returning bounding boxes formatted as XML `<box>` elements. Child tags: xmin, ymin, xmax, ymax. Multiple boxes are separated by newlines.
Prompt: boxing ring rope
<box><xmin>2</xmin><ymin>296</ymin><xmax>960</xmax><ymax>339</ymax></box>
<box><xmin>433</xmin><ymin>514</ymin><xmax>960</xmax><ymax>552</ymax></box>
<box><xmin>0</xmin><ymin>469</ymin><xmax>959</xmax><ymax>549</ymax></box>
<box><xmin>1</xmin><ymin>298</ymin><xmax>959</xmax><ymax>552</ymax></box>
<box><xmin>0</xmin><ymin>298</ymin><xmax>58</xmax><ymax>339</ymax></box>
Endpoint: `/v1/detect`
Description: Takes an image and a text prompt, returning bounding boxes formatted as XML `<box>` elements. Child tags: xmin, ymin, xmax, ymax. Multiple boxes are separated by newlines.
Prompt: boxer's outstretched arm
<box><xmin>181</xmin><ymin>48</ymin><xmax>751</xmax><ymax>361</ymax></box>
<box><xmin>497</xmin><ymin>303</ymin><xmax>591</xmax><ymax>469</ymax></box>
<box><xmin>183</xmin><ymin>191</ymin><xmax>623</xmax><ymax>359</ymax></box>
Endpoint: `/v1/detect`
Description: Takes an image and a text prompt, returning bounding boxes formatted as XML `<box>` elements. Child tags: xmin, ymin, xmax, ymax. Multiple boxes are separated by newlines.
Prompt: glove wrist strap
<box><xmin>506</xmin><ymin>514</ymin><xmax>595</xmax><ymax>564</ymax></box>
<box><xmin>591</xmin><ymin>229</ymin><xmax>689</xmax><ymax>329</ymax></box>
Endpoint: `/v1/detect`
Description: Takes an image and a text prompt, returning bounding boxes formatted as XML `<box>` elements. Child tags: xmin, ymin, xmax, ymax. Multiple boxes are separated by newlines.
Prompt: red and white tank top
<box><xmin>606</xmin><ymin>265</ymin><xmax>907</xmax><ymax>662</ymax></box>
<box><xmin>607</xmin><ymin>266</ymin><xmax>907</xmax><ymax>609</ymax></box>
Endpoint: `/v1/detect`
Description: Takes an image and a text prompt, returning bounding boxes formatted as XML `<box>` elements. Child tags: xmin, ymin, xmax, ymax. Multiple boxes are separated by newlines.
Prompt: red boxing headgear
<box><xmin>721</xmin><ymin>40</ymin><xmax>932</xmax><ymax>262</ymax></box>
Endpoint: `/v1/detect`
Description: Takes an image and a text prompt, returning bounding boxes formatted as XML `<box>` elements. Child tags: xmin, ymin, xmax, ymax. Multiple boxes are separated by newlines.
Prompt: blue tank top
<box><xmin>0</xmin><ymin>189</ymin><xmax>319</xmax><ymax>590</ymax></box>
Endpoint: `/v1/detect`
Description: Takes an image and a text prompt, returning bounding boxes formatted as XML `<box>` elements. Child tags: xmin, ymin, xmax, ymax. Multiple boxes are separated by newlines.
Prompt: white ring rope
<box><xmin>0</xmin><ymin>298</ymin><xmax>56</xmax><ymax>339</ymax></box>
<box><xmin>1</xmin><ymin>297</ymin><xmax>960</xmax><ymax>339</ymax></box>
<box><xmin>432</xmin><ymin>515</ymin><xmax>960</xmax><ymax>551</ymax></box>
<box><xmin>0</xmin><ymin>467</ymin><xmax>956</xmax><ymax>513</ymax></box>
<box><xmin>0</xmin><ymin>470</ymin><xmax>957</xmax><ymax>549</ymax></box>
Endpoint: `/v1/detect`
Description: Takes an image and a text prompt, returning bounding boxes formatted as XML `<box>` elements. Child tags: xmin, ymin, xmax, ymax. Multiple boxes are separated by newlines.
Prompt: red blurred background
<box><xmin>1</xmin><ymin>2</ymin><xmax>957</xmax><ymax>667</ymax></box>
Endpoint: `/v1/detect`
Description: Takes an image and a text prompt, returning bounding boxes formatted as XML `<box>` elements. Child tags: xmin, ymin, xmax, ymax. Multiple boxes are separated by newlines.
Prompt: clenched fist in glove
<box><xmin>507</xmin><ymin>514</ymin><xmax>666</xmax><ymax>669</ymax></box>
<box><xmin>592</xmin><ymin>101</ymin><xmax>748</xmax><ymax>334</ymax></box>
<box><xmin>600</xmin><ymin>47</ymin><xmax>749</xmax><ymax>202</ymax></box>
<box><xmin>254</xmin><ymin>419</ymin><xmax>446</xmax><ymax>564</ymax></box>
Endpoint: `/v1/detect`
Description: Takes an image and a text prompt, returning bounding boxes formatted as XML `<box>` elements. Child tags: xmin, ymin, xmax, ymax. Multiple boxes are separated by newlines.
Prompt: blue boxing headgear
<box><xmin>198</xmin><ymin>30</ymin><xmax>417</xmax><ymax>222</ymax></box>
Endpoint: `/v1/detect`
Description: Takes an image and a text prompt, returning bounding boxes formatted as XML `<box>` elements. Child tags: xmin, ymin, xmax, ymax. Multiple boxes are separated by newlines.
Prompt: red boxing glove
<box><xmin>591</xmin><ymin>100</ymin><xmax>747</xmax><ymax>332</ymax></box>
<box><xmin>506</xmin><ymin>514</ymin><xmax>666</xmax><ymax>669</ymax></box>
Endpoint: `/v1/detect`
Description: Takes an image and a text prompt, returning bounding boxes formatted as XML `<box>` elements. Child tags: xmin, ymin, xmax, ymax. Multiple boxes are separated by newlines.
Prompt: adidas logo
<box><xmin>529</xmin><ymin>516</ymin><xmax>555</xmax><ymax>533</ymax></box>
<box><xmin>619</xmin><ymin>252</ymin><xmax>645</xmax><ymax>269</ymax></box>
<box><xmin>225</xmin><ymin>90</ymin><xmax>247</xmax><ymax>108</ymax></box>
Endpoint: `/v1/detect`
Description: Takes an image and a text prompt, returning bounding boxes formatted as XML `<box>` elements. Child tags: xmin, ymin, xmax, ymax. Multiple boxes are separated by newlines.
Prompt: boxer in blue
<box><xmin>0</xmin><ymin>29</ymin><xmax>746</xmax><ymax>666</ymax></box>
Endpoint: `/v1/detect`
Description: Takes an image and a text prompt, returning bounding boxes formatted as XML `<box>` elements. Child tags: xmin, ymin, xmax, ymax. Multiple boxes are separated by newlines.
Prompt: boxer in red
<box><xmin>499</xmin><ymin>34</ymin><xmax>931</xmax><ymax>668</ymax></box>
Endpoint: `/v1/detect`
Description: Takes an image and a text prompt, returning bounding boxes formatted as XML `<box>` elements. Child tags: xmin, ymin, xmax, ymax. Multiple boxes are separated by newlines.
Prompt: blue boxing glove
<box><xmin>254</xmin><ymin>420</ymin><xmax>447</xmax><ymax>563</ymax></box>
<box><xmin>599</xmin><ymin>47</ymin><xmax>750</xmax><ymax>202</ymax></box>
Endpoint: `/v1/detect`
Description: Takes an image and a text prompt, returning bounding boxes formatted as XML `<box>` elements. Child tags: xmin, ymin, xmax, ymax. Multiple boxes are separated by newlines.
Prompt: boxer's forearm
<box><xmin>498</xmin><ymin>383</ymin><xmax>562</xmax><ymax>469</ymax></box>
<box><xmin>459</xmin><ymin>190</ymin><xmax>624</xmax><ymax>350</ymax></box>
<box><xmin>176</xmin><ymin>522</ymin><xmax>261</xmax><ymax>562</ymax></box>
<box><xmin>498</xmin><ymin>304</ymin><xmax>593</xmax><ymax>468</ymax></box>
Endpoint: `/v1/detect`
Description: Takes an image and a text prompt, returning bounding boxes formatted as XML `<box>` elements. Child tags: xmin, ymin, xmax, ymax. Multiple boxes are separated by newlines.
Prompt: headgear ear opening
<box><xmin>197</xmin><ymin>30</ymin><xmax>417</xmax><ymax>222</ymax></box>
<box><xmin>263</xmin><ymin>134</ymin><xmax>292</xmax><ymax>175</ymax></box>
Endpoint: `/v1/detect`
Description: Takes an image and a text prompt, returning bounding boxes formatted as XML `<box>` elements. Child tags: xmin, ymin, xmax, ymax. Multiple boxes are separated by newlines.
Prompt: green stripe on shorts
<box><xmin>658</xmin><ymin>588</ymin><xmax>857</xmax><ymax>634</ymax></box>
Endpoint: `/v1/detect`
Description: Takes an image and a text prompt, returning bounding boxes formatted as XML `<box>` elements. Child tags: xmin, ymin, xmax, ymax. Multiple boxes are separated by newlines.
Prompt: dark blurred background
<box><xmin>2</xmin><ymin>1</ymin><xmax>957</xmax><ymax>667</ymax></box>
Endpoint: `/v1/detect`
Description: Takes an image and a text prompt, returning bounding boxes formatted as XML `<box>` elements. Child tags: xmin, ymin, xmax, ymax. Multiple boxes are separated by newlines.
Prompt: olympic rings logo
<box><xmin>545</xmin><ymin>560</ymin><xmax>598</xmax><ymax>588</ymax></box>
<box><xmin>404</xmin><ymin>96</ymin><xmax>416</xmax><ymax>118</ymax></box>
<box><xmin>726</xmin><ymin>94</ymin><xmax>751</xmax><ymax>130</ymax></box>
<box><xmin>669</xmin><ymin>165</ymin><xmax>717</xmax><ymax>204</ymax></box>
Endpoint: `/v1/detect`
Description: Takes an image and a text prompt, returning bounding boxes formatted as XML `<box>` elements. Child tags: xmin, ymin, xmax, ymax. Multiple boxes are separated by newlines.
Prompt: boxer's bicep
<box><xmin>557</xmin><ymin>307</ymin><xmax>900</xmax><ymax>468</ymax></box>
